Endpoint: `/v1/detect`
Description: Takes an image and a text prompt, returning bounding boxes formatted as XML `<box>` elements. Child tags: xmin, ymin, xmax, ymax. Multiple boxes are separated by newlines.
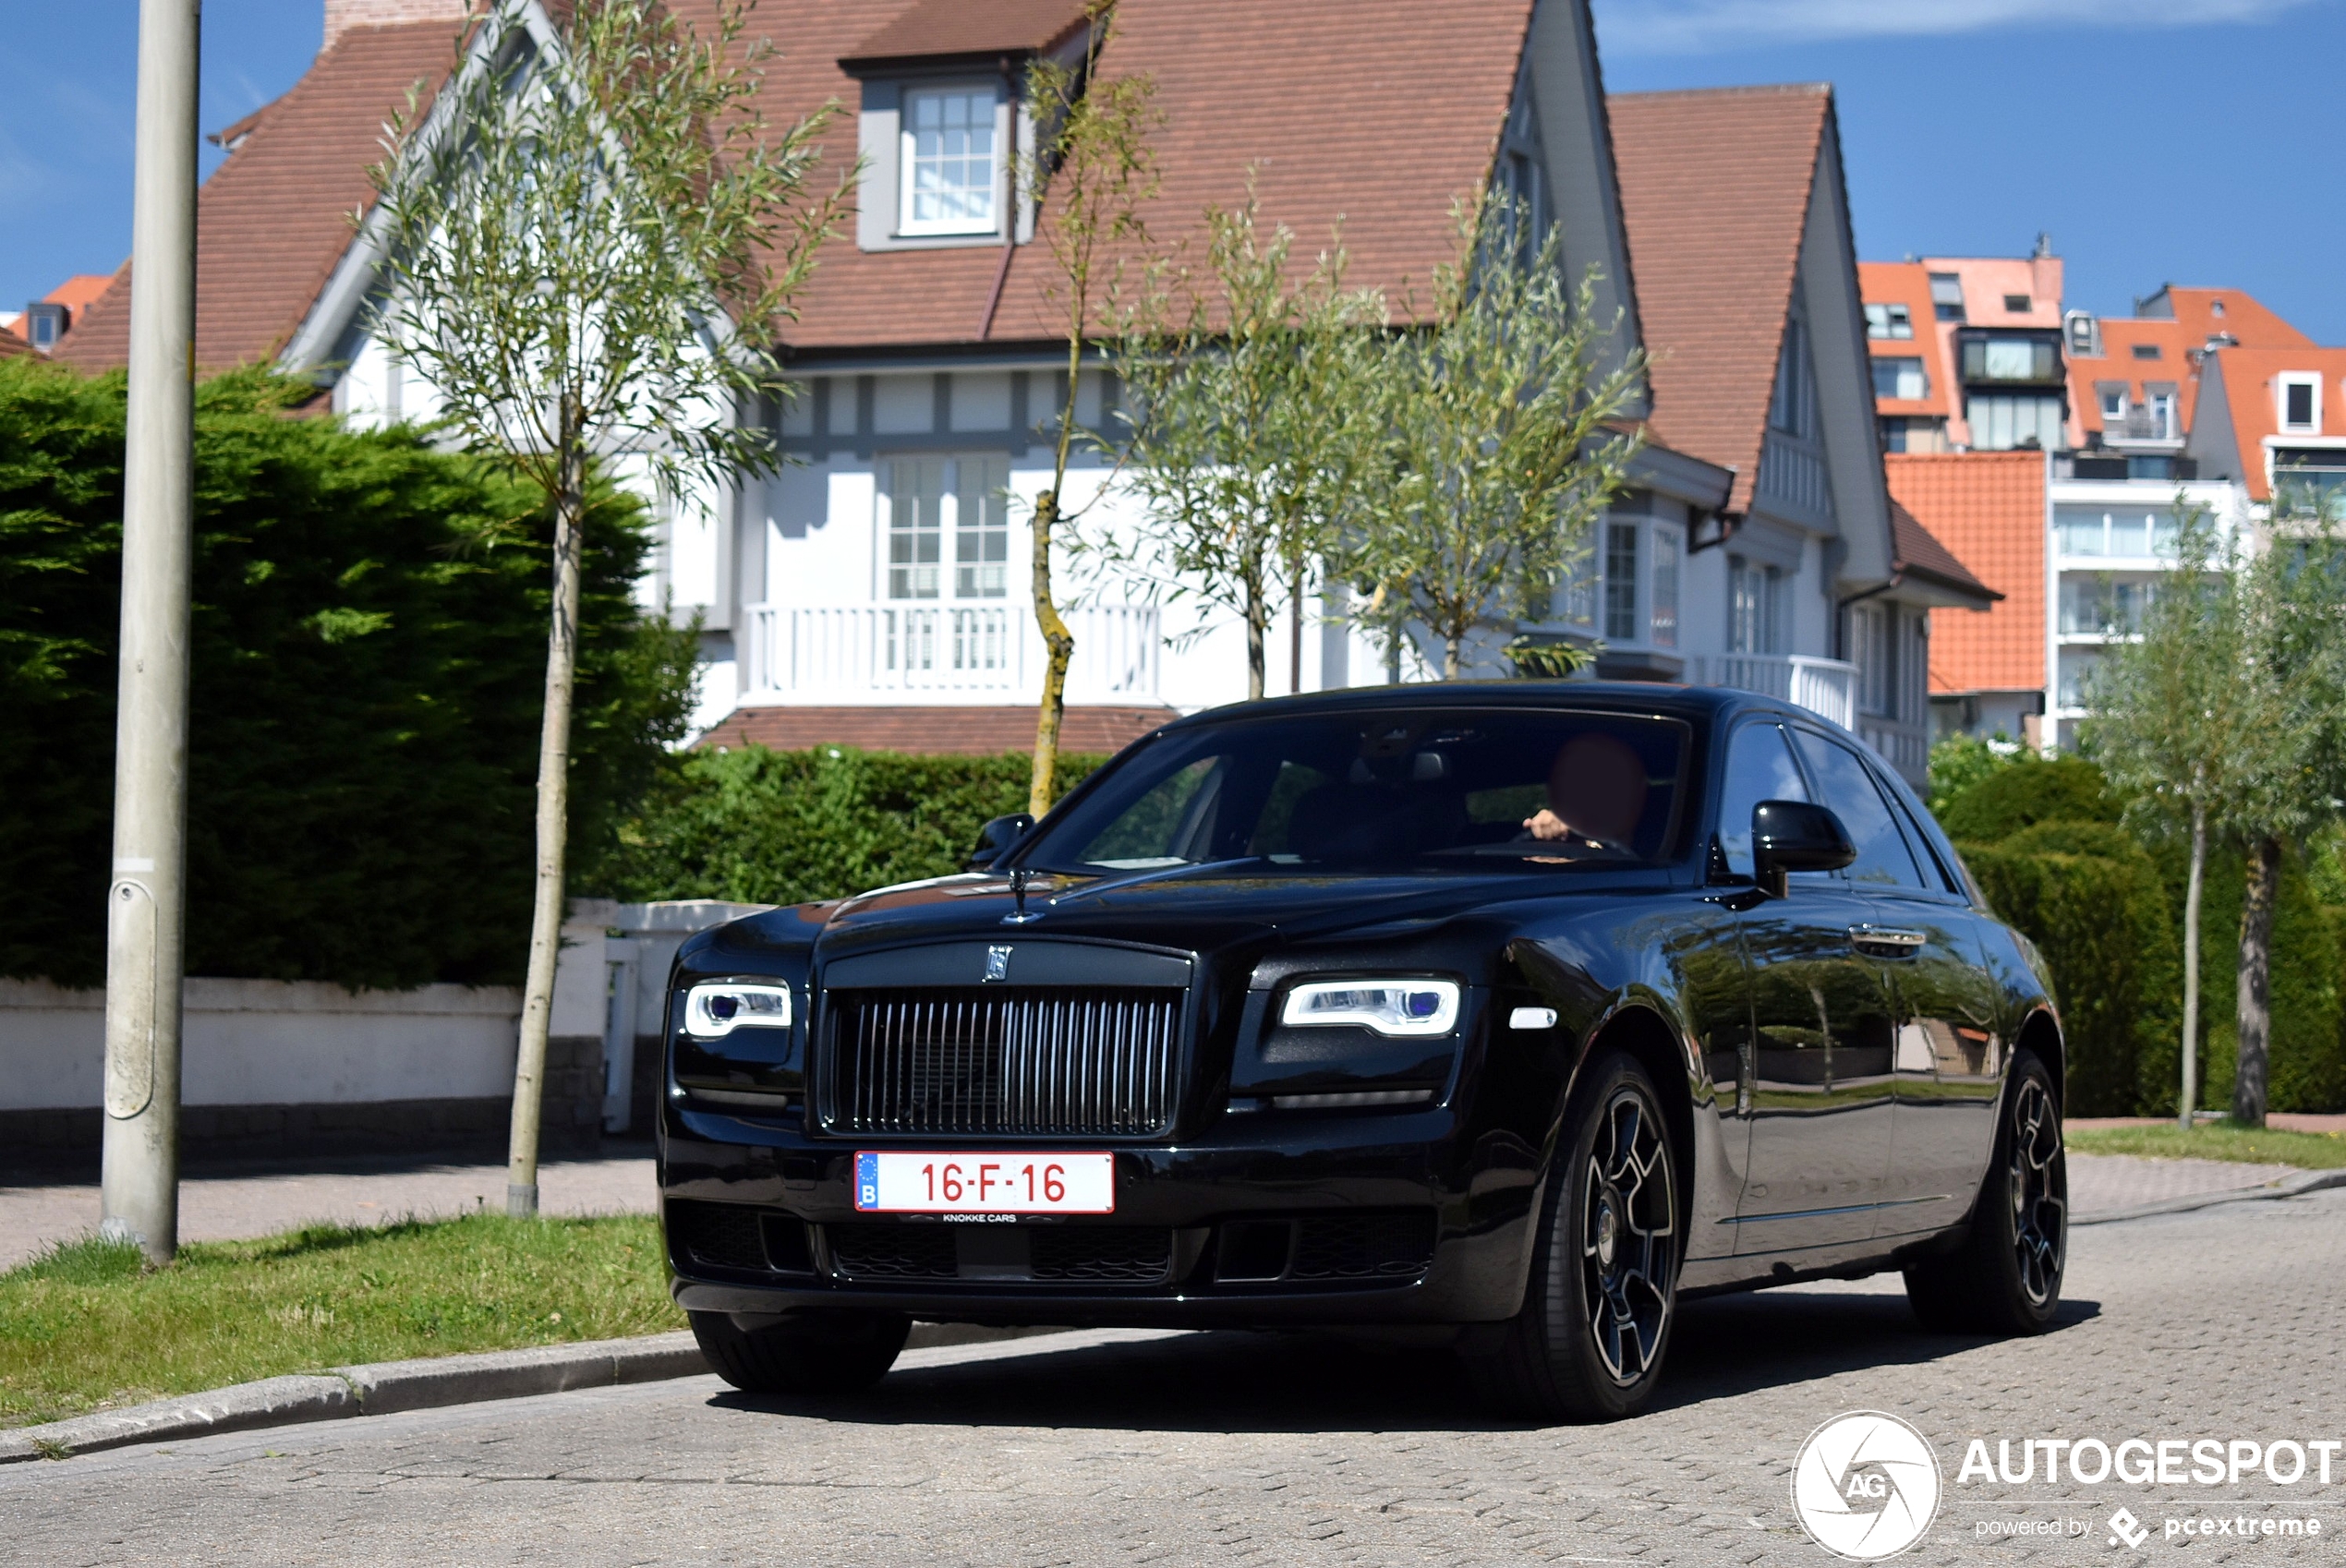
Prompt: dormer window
<box><xmin>1866</xmin><ymin>302</ymin><xmax>1914</xmax><ymax>341</ymax></box>
<box><xmin>2279</xmin><ymin>373</ymin><xmax>2321</xmax><ymax>433</ymax></box>
<box><xmin>901</xmin><ymin>87</ymin><xmax>999</xmax><ymax>235</ymax></box>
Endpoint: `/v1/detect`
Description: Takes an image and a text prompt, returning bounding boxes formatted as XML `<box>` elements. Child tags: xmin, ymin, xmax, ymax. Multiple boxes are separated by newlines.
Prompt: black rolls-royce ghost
<box><xmin>659</xmin><ymin>682</ymin><xmax>2067</xmax><ymax>1420</ymax></box>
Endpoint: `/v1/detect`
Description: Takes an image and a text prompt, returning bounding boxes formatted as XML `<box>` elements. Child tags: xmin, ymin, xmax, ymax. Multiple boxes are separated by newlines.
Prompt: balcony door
<box><xmin>883</xmin><ymin>454</ymin><xmax>1011</xmax><ymax>680</ymax></box>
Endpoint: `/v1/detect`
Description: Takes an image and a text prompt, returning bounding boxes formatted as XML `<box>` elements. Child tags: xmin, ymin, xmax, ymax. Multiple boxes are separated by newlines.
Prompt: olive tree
<box><xmin>1341</xmin><ymin>200</ymin><xmax>1646</xmax><ymax>679</ymax></box>
<box><xmin>2086</xmin><ymin>502</ymin><xmax>2243</xmax><ymax>1125</ymax></box>
<box><xmin>367</xmin><ymin>0</ymin><xmax>848</xmax><ymax>1213</ymax></box>
<box><xmin>1105</xmin><ymin>185</ymin><xmax>1384</xmax><ymax>701</ymax></box>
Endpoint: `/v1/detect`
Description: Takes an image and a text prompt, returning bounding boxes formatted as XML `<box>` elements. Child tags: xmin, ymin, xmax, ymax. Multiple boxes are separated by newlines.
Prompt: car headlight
<box><xmin>682</xmin><ymin>981</ymin><xmax>792</xmax><ymax>1039</ymax></box>
<box><xmin>1279</xmin><ymin>979</ymin><xmax>1459</xmax><ymax>1037</ymax></box>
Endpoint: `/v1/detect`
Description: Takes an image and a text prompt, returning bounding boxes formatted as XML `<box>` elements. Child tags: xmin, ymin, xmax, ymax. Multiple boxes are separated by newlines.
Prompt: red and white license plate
<box><xmin>853</xmin><ymin>1151</ymin><xmax>1115</xmax><ymax>1214</ymax></box>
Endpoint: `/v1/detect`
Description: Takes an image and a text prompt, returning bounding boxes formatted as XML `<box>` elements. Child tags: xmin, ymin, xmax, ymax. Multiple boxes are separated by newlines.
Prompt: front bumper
<box><xmin>659</xmin><ymin>1096</ymin><xmax>1539</xmax><ymax>1328</ymax></box>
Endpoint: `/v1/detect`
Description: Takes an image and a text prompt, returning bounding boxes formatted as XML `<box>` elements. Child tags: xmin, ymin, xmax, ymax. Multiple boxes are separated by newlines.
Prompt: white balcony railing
<box><xmin>741</xmin><ymin>601</ymin><xmax>1161</xmax><ymax>706</ymax></box>
<box><xmin>1691</xmin><ymin>653</ymin><xmax>1858</xmax><ymax>730</ymax></box>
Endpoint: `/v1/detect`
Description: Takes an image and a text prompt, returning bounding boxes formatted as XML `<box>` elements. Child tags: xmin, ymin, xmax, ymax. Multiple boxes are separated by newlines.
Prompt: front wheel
<box><xmin>1904</xmin><ymin>1052</ymin><xmax>2065</xmax><ymax>1334</ymax></box>
<box><xmin>689</xmin><ymin>1308</ymin><xmax>911</xmax><ymax>1396</ymax></box>
<box><xmin>1468</xmin><ymin>1050</ymin><xmax>1681</xmax><ymax>1422</ymax></box>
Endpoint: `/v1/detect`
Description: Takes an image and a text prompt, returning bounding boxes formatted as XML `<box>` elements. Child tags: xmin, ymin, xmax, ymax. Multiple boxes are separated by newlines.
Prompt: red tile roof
<box><xmin>841</xmin><ymin>0</ymin><xmax>1090</xmax><ymax>68</ymax></box>
<box><xmin>2064</xmin><ymin>288</ymin><xmax>2309</xmax><ymax>446</ymax></box>
<box><xmin>42</xmin><ymin>273</ymin><xmax>119</xmax><ymax>315</ymax></box>
<box><xmin>56</xmin><ymin>20</ymin><xmax>466</xmax><ymax>373</ymax></box>
<box><xmin>697</xmin><ymin>704</ymin><xmax>1173</xmax><ymax>755</ymax></box>
<box><xmin>61</xmin><ymin>0</ymin><xmax>1535</xmax><ymax>369</ymax></box>
<box><xmin>1884</xmin><ymin>452</ymin><xmax>2043</xmax><ymax>694</ymax></box>
<box><xmin>1606</xmin><ymin>84</ymin><xmax>1832</xmax><ymax>514</ymax></box>
<box><xmin>2200</xmin><ymin>346</ymin><xmax>2346</xmax><ymax>501</ymax></box>
<box><xmin>1856</xmin><ymin>259</ymin><xmax>1953</xmax><ymax>420</ymax></box>
<box><xmin>0</xmin><ymin>320</ymin><xmax>33</xmax><ymax>360</ymax></box>
<box><xmin>784</xmin><ymin>0</ymin><xmax>1530</xmax><ymax>350</ymax></box>
<box><xmin>1890</xmin><ymin>501</ymin><xmax>1998</xmax><ymax>602</ymax></box>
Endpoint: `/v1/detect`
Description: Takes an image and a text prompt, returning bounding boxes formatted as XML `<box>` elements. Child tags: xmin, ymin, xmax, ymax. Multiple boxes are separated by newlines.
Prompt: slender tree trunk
<box><xmin>2179</xmin><ymin>800</ymin><xmax>2206</xmax><ymax>1129</ymax></box>
<box><xmin>1028</xmin><ymin>488</ymin><xmax>1075</xmax><ymax>818</ymax></box>
<box><xmin>1443</xmin><ymin>631</ymin><xmax>1461</xmax><ymax>681</ymax></box>
<box><xmin>2233</xmin><ymin>833</ymin><xmax>2281</xmax><ymax>1128</ymax></box>
<box><xmin>508</xmin><ymin>419</ymin><xmax>586</xmax><ymax>1219</ymax></box>
<box><xmin>1288</xmin><ymin>553</ymin><xmax>1307</xmax><ymax>695</ymax></box>
<box><xmin>1244</xmin><ymin>567</ymin><xmax>1266</xmax><ymax>702</ymax></box>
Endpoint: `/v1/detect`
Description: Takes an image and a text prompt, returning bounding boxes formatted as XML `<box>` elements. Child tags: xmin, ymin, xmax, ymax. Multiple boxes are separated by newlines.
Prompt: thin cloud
<box><xmin>1595</xmin><ymin>0</ymin><xmax>2320</xmax><ymax>54</ymax></box>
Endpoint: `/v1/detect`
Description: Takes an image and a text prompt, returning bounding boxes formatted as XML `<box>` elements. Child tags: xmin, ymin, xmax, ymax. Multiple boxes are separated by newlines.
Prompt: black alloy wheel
<box><xmin>1469</xmin><ymin>1049</ymin><xmax>1681</xmax><ymax>1422</ymax></box>
<box><xmin>689</xmin><ymin>1308</ymin><xmax>912</xmax><ymax>1396</ymax></box>
<box><xmin>1904</xmin><ymin>1050</ymin><xmax>2066</xmax><ymax>1334</ymax></box>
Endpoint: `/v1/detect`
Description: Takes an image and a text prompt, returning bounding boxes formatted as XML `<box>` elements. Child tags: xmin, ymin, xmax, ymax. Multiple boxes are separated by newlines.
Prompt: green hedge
<box><xmin>600</xmin><ymin>745</ymin><xmax>1106</xmax><ymax>908</ymax></box>
<box><xmin>0</xmin><ymin>360</ymin><xmax>695</xmax><ymax>989</ymax></box>
<box><xmin>1959</xmin><ymin>823</ymin><xmax>2178</xmax><ymax>1116</ymax></box>
<box><xmin>1933</xmin><ymin>738</ymin><xmax>2346</xmax><ymax>1114</ymax></box>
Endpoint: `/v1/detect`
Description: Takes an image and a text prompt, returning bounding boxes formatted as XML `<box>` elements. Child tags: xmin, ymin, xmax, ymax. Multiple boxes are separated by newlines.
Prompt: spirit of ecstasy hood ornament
<box><xmin>1002</xmin><ymin>867</ymin><xmax>1043</xmax><ymax>925</ymax></box>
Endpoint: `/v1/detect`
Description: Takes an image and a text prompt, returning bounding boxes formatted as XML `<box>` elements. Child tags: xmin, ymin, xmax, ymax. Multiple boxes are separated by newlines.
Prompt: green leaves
<box><xmin>1334</xmin><ymin>197</ymin><xmax>1647</xmax><ymax>679</ymax></box>
<box><xmin>366</xmin><ymin>0</ymin><xmax>851</xmax><ymax>505</ymax></box>
<box><xmin>1106</xmin><ymin>181</ymin><xmax>1384</xmax><ymax>699</ymax></box>
<box><xmin>0</xmin><ymin>359</ymin><xmax>692</xmax><ymax>990</ymax></box>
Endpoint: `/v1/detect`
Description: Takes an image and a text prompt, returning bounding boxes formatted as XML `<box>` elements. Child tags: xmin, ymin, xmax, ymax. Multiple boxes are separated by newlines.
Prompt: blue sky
<box><xmin>6</xmin><ymin>0</ymin><xmax>2343</xmax><ymax>341</ymax></box>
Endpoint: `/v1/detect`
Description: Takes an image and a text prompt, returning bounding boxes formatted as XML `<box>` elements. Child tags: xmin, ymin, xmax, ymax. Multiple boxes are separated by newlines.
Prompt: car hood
<box><xmin>741</xmin><ymin>859</ymin><xmax>1684</xmax><ymax>965</ymax></box>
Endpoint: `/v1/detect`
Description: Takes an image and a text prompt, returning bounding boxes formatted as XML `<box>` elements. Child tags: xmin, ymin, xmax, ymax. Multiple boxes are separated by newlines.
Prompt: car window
<box><xmin>1875</xmin><ymin>766</ymin><xmax>1977</xmax><ymax>900</ymax></box>
<box><xmin>1717</xmin><ymin>722</ymin><xmax>1807</xmax><ymax>878</ymax></box>
<box><xmin>1790</xmin><ymin>730</ymin><xmax>1926</xmax><ymax>889</ymax></box>
<box><xmin>1023</xmin><ymin>709</ymin><xmax>1691</xmax><ymax>874</ymax></box>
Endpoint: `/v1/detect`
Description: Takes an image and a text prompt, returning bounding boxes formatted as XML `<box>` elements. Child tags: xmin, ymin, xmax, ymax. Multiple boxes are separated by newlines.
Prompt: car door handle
<box><xmin>1849</xmin><ymin>924</ymin><xmax>1926</xmax><ymax>954</ymax></box>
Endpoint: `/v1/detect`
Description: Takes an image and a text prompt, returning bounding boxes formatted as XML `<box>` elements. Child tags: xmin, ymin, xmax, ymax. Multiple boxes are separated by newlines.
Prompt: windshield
<box><xmin>1021</xmin><ymin>708</ymin><xmax>1689</xmax><ymax>875</ymax></box>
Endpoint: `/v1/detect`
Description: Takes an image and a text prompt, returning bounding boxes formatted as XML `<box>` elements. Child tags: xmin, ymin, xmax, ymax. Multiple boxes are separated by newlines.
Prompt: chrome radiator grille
<box><xmin>828</xmin><ymin>987</ymin><xmax>1181</xmax><ymax>1138</ymax></box>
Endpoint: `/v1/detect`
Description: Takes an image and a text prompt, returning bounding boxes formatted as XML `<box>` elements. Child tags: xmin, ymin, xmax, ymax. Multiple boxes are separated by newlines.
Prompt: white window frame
<box><xmin>898</xmin><ymin>84</ymin><xmax>1002</xmax><ymax>238</ymax></box>
<box><xmin>2278</xmin><ymin>373</ymin><xmax>2322</xmax><ymax>434</ymax></box>
<box><xmin>1650</xmin><ymin>525</ymin><xmax>1679</xmax><ymax>648</ymax></box>
<box><xmin>2098</xmin><ymin>384</ymin><xmax>2127</xmax><ymax>422</ymax></box>
<box><xmin>1603</xmin><ymin>521</ymin><xmax>1641</xmax><ymax>643</ymax></box>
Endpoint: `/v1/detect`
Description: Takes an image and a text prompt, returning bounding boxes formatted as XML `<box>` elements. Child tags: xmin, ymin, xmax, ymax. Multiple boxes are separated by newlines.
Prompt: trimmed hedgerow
<box><xmin>0</xmin><ymin>359</ymin><xmax>695</xmax><ymax>990</ymax></box>
<box><xmin>601</xmin><ymin>744</ymin><xmax>1108</xmax><ymax>908</ymax></box>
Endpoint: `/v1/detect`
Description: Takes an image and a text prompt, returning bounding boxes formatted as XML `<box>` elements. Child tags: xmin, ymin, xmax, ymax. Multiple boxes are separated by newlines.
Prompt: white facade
<box><xmin>2043</xmin><ymin>476</ymin><xmax>2249</xmax><ymax>751</ymax></box>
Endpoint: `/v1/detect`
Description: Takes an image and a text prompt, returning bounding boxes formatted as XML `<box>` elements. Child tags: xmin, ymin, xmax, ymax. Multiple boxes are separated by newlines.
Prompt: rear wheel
<box><xmin>1904</xmin><ymin>1052</ymin><xmax>2065</xmax><ymax>1334</ymax></box>
<box><xmin>689</xmin><ymin>1308</ymin><xmax>911</xmax><ymax>1396</ymax></box>
<box><xmin>1469</xmin><ymin>1050</ymin><xmax>1680</xmax><ymax>1422</ymax></box>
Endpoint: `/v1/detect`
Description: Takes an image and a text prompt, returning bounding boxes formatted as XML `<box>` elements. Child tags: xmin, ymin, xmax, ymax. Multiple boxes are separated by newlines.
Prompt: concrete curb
<box><xmin>2074</xmin><ymin>1166</ymin><xmax>2346</xmax><ymax>1226</ymax></box>
<box><xmin>0</xmin><ymin>1321</ymin><xmax>1066</xmax><ymax>1464</ymax></box>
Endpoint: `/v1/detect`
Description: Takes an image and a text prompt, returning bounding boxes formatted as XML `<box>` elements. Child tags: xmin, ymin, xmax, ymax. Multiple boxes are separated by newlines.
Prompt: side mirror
<box><xmin>965</xmin><ymin>813</ymin><xmax>1036</xmax><ymax>872</ymax></box>
<box><xmin>1750</xmin><ymin>800</ymin><xmax>1856</xmax><ymax>898</ymax></box>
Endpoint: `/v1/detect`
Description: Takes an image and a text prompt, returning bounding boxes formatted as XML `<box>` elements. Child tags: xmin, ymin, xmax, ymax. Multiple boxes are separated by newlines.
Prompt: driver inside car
<box><xmin>1521</xmin><ymin>731</ymin><xmax>1649</xmax><ymax>854</ymax></box>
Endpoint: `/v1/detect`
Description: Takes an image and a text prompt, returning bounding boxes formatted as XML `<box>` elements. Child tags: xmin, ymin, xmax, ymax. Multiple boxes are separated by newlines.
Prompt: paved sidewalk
<box><xmin>0</xmin><ymin>1151</ymin><xmax>656</xmax><ymax>1269</ymax></box>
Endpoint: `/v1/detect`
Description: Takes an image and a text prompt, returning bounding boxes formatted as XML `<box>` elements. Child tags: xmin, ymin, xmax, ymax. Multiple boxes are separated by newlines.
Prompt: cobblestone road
<box><xmin>6</xmin><ymin>1188</ymin><xmax>2340</xmax><ymax>1567</ymax></box>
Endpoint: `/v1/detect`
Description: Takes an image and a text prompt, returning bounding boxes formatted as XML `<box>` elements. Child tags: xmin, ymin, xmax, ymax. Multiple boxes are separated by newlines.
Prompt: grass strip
<box><xmin>0</xmin><ymin>1212</ymin><xmax>682</xmax><ymax>1429</ymax></box>
<box><xmin>2066</xmin><ymin>1121</ymin><xmax>2346</xmax><ymax>1170</ymax></box>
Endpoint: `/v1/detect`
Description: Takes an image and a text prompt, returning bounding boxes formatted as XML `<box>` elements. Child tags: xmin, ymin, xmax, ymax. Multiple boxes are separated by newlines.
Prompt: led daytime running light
<box><xmin>1280</xmin><ymin>979</ymin><xmax>1460</xmax><ymax>1037</ymax></box>
<box><xmin>683</xmin><ymin>982</ymin><xmax>792</xmax><ymax>1038</ymax></box>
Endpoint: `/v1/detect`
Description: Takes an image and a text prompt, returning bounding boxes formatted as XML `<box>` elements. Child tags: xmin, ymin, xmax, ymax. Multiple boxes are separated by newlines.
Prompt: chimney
<box><xmin>323</xmin><ymin>0</ymin><xmax>469</xmax><ymax>54</ymax></box>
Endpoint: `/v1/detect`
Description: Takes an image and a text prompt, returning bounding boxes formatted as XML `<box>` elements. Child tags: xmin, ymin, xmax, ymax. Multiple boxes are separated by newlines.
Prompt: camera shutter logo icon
<box><xmin>1790</xmin><ymin>1411</ymin><xmax>1942</xmax><ymax>1560</ymax></box>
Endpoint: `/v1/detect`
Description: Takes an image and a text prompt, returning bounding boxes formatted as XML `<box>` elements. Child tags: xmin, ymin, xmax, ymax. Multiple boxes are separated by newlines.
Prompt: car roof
<box><xmin>1154</xmin><ymin>680</ymin><xmax>1798</xmax><ymax>734</ymax></box>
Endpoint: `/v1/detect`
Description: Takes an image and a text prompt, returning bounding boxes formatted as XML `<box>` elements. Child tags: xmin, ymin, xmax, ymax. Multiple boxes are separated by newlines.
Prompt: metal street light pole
<box><xmin>99</xmin><ymin>0</ymin><xmax>201</xmax><ymax>1267</ymax></box>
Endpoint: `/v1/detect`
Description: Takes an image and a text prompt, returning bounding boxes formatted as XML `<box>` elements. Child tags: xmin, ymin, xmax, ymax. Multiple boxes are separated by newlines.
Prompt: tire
<box><xmin>688</xmin><ymin>1308</ymin><xmax>912</xmax><ymax>1396</ymax></box>
<box><xmin>1903</xmin><ymin>1051</ymin><xmax>2066</xmax><ymax>1335</ymax></box>
<box><xmin>1468</xmin><ymin>1050</ymin><xmax>1681</xmax><ymax>1422</ymax></box>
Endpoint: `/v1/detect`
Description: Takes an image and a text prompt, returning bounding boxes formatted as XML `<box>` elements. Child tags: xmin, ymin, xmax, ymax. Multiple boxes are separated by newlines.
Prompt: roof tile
<box><xmin>1884</xmin><ymin>452</ymin><xmax>2043</xmax><ymax>695</ymax></box>
<box><xmin>1607</xmin><ymin>84</ymin><xmax>1830</xmax><ymax>515</ymax></box>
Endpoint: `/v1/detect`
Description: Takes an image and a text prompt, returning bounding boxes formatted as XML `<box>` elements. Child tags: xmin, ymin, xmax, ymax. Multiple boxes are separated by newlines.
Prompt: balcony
<box><xmin>741</xmin><ymin>602</ymin><xmax>1162</xmax><ymax>706</ymax></box>
<box><xmin>1691</xmin><ymin>653</ymin><xmax>1858</xmax><ymax>730</ymax></box>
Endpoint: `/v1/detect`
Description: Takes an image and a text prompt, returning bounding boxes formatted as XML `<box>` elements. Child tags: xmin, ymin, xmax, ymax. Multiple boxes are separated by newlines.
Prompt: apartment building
<box><xmin>1864</xmin><ymin>260</ymin><xmax>2316</xmax><ymax>745</ymax></box>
